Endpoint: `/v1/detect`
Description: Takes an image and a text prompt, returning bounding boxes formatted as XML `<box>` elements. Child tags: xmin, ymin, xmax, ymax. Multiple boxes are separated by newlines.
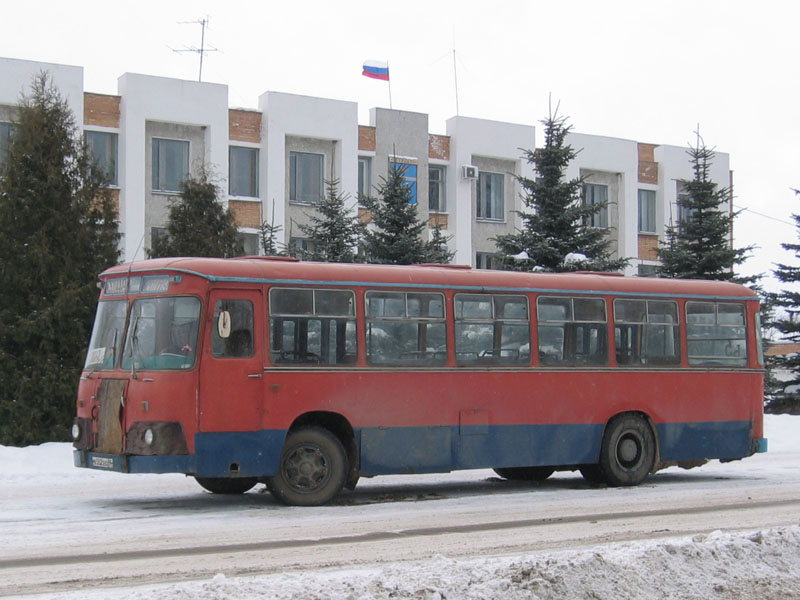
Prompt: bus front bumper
<box><xmin>73</xmin><ymin>450</ymin><xmax>193</xmax><ymax>474</ymax></box>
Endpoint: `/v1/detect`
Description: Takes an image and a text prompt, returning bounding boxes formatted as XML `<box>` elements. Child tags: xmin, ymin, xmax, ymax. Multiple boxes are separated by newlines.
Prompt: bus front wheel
<box><xmin>598</xmin><ymin>413</ymin><xmax>655</xmax><ymax>486</ymax></box>
<box><xmin>267</xmin><ymin>426</ymin><xmax>347</xmax><ymax>506</ymax></box>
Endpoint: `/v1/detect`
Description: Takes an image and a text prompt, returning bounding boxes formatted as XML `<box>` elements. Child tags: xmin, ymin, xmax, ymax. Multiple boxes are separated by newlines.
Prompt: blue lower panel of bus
<box><xmin>75</xmin><ymin>420</ymin><xmax>757</xmax><ymax>477</ymax></box>
<box><xmin>358</xmin><ymin>423</ymin><xmax>606</xmax><ymax>476</ymax></box>
<box><xmin>656</xmin><ymin>420</ymin><xmax>754</xmax><ymax>462</ymax></box>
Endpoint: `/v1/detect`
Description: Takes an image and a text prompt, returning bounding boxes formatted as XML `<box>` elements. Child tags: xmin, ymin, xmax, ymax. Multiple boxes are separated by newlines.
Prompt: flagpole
<box><xmin>387</xmin><ymin>61</ymin><xmax>393</xmax><ymax>110</ymax></box>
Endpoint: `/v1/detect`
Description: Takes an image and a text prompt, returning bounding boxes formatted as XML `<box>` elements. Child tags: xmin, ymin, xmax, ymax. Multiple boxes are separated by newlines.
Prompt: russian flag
<box><xmin>362</xmin><ymin>60</ymin><xmax>389</xmax><ymax>81</ymax></box>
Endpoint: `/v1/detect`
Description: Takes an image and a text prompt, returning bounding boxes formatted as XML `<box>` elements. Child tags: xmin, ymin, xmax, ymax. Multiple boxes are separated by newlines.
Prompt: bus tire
<box><xmin>493</xmin><ymin>466</ymin><xmax>554</xmax><ymax>481</ymax></box>
<box><xmin>267</xmin><ymin>426</ymin><xmax>347</xmax><ymax>506</ymax></box>
<box><xmin>598</xmin><ymin>413</ymin><xmax>655</xmax><ymax>486</ymax></box>
<box><xmin>195</xmin><ymin>476</ymin><xmax>257</xmax><ymax>495</ymax></box>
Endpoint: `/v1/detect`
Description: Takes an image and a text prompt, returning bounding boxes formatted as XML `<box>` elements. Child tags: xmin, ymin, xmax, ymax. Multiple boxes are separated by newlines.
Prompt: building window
<box><xmin>85</xmin><ymin>131</ymin><xmax>118</xmax><ymax>186</ymax></box>
<box><xmin>358</xmin><ymin>157</ymin><xmax>371</xmax><ymax>204</ymax></box>
<box><xmin>583</xmin><ymin>183</ymin><xmax>609</xmax><ymax>229</ymax></box>
<box><xmin>429</xmin><ymin>165</ymin><xmax>446</xmax><ymax>212</ymax></box>
<box><xmin>1</xmin><ymin>121</ymin><xmax>15</xmax><ymax>168</ymax></box>
<box><xmin>637</xmin><ymin>264</ymin><xmax>659</xmax><ymax>277</ymax></box>
<box><xmin>477</xmin><ymin>171</ymin><xmax>504</xmax><ymax>220</ymax></box>
<box><xmin>389</xmin><ymin>161</ymin><xmax>418</xmax><ymax>204</ymax></box>
<box><xmin>229</xmin><ymin>146</ymin><xmax>259</xmax><ymax>197</ymax></box>
<box><xmin>236</xmin><ymin>231</ymin><xmax>259</xmax><ymax>256</ymax></box>
<box><xmin>289</xmin><ymin>151</ymin><xmax>323</xmax><ymax>204</ymax></box>
<box><xmin>289</xmin><ymin>236</ymin><xmax>315</xmax><ymax>259</ymax></box>
<box><xmin>475</xmin><ymin>252</ymin><xmax>496</xmax><ymax>270</ymax></box>
<box><xmin>638</xmin><ymin>189</ymin><xmax>656</xmax><ymax>233</ymax></box>
<box><xmin>152</xmin><ymin>138</ymin><xmax>189</xmax><ymax>193</ymax></box>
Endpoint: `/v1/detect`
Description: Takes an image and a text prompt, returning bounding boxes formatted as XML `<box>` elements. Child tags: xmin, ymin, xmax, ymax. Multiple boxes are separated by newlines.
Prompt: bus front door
<box><xmin>198</xmin><ymin>289</ymin><xmax>264</xmax><ymax>436</ymax></box>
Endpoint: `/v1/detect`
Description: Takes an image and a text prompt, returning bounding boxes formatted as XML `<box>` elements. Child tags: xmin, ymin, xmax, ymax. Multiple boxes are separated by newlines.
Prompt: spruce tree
<box><xmin>362</xmin><ymin>162</ymin><xmax>453</xmax><ymax>265</ymax></box>
<box><xmin>768</xmin><ymin>189</ymin><xmax>800</xmax><ymax>414</ymax></box>
<box><xmin>297</xmin><ymin>179</ymin><xmax>363</xmax><ymax>262</ymax></box>
<box><xmin>0</xmin><ymin>73</ymin><xmax>120</xmax><ymax>445</ymax></box>
<box><xmin>149</xmin><ymin>168</ymin><xmax>243</xmax><ymax>258</ymax></box>
<box><xmin>657</xmin><ymin>135</ymin><xmax>751</xmax><ymax>281</ymax></box>
<box><xmin>494</xmin><ymin>110</ymin><xmax>627</xmax><ymax>272</ymax></box>
<box><xmin>259</xmin><ymin>206</ymin><xmax>285</xmax><ymax>256</ymax></box>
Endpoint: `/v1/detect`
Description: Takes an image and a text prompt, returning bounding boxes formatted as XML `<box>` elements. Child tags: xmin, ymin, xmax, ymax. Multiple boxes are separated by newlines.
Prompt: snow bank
<box><xmin>36</xmin><ymin>526</ymin><xmax>800</xmax><ymax>600</ymax></box>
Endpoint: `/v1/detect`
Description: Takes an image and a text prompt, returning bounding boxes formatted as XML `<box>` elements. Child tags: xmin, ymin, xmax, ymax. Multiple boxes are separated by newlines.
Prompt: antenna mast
<box><xmin>172</xmin><ymin>16</ymin><xmax>218</xmax><ymax>81</ymax></box>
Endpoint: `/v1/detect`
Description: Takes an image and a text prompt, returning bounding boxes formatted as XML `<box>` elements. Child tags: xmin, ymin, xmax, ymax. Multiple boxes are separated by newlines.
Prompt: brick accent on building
<box><xmin>229</xmin><ymin>109</ymin><xmax>262</xmax><ymax>143</ymax></box>
<box><xmin>229</xmin><ymin>199</ymin><xmax>262</xmax><ymax>228</ymax></box>
<box><xmin>359</xmin><ymin>126</ymin><xmax>376</xmax><ymax>152</ymax></box>
<box><xmin>428</xmin><ymin>134</ymin><xmax>450</xmax><ymax>160</ymax></box>
<box><xmin>638</xmin><ymin>234</ymin><xmax>659</xmax><ymax>260</ymax></box>
<box><xmin>357</xmin><ymin>207</ymin><xmax>373</xmax><ymax>224</ymax></box>
<box><xmin>637</xmin><ymin>143</ymin><xmax>658</xmax><ymax>184</ymax></box>
<box><xmin>84</xmin><ymin>93</ymin><xmax>120</xmax><ymax>128</ymax></box>
<box><xmin>428</xmin><ymin>213</ymin><xmax>448</xmax><ymax>229</ymax></box>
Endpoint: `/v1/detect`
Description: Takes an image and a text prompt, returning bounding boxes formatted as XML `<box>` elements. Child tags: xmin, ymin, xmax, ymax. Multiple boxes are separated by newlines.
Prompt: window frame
<box><xmin>269</xmin><ymin>287</ymin><xmax>357</xmax><ymax>367</ymax></box>
<box><xmin>229</xmin><ymin>145</ymin><xmax>259</xmax><ymax>198</ymax></box>
<box><xmin>429</xmin><ymin>164</ymin><xmax>446</xmax><ymax>213</ymax></box>
<box><xmin>536</xmin><ymin>296</ymin><xmax>608</xmax><ymax>367</ymax></box>
<box><xmin>582</xmin><ymin>182</ymin><xmax>609</xmax><ymax>229</ymax></box>
<box><xmin>454</xmin><ymin>293</ymin><xmax>530</xmax><ymax>366</ymax></box>
<box><xmin>638</xmin><ymin>189</ymin><xmax>656</xmax><ymax>234</ymax></box>
<box><xmin>686</xmin><ymin>301</ymin><xmax>748</xmax><ymax>367</ymax></box>
<box><xmin>85</xmin><ymin>130</ymin><xmax>119</xmax><ymax>187</ymax></box>
<box><xmin>358</xmin><ymin>156</ymin><xmax>372</xmax><ymax>204</ymax></box>
<box><xmin>365</xmin><ymin>290</ymin><xmax>447</xmax><ymax>366</ymax></box>
<box><xmin>477</xmin><ymin>171</ymin><xmax>504</xmax><ymax>221</ymax></box>
<box><xmin>289</xmin><ymin>151</ymin><xmax>324</xmax><ymax>204</ymax></box>
<box><xmin>152</xmin><ymin>137</ymin><xmax>190</xmax><ymax>193</ymax></box>
<box><xmin>389</xmin><ymin>160</ymin><xmax>418</xmax><ymax>205</ymax></box>
<box><xmin>613</xmin><ymin>298</ymin><xmax>681</xmax><ymax>366</ymax></box>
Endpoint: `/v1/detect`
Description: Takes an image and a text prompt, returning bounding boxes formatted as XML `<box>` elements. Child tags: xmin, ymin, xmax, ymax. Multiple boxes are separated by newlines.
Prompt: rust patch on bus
<box><xmin>96</xmin><ymin>379</ymin><xmax>126</xmax><ymax>454</ymax></box>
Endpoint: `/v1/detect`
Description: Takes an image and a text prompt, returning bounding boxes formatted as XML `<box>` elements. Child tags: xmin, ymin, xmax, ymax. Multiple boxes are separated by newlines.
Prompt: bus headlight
<box><xmin>72</xmin><ymin>423</ymin><xmax>81</xmax><ymax>441</ymax></box>
<box><xmin>144</xmin><ymin>428</ymin><xmax>155</xmax><ymax>446</ymax></box>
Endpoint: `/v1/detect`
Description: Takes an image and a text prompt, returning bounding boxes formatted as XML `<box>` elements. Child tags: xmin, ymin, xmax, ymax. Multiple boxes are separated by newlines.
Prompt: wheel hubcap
<box><xmin>283</xmin><ymin>445</ymin><xmax>330</xmax><ymax>493</ymax></box>
<box><xmin>617</xmin><ymin>433</ymin><xmax>642</xmax><ymax>468</ymax></box>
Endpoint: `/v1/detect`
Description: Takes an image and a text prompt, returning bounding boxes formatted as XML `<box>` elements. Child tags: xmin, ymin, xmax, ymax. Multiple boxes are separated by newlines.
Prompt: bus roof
<box><xmin>102</xmin><ymin>257</ymin><xmax>758</xmax><ymax>301</ymax></box>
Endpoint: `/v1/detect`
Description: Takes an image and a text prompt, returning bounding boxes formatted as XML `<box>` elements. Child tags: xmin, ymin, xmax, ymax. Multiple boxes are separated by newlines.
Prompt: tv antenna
<box><xmin>171</xmin><ymin>16</ymin><xmax>218</xmax><ymax>81</ymax></box>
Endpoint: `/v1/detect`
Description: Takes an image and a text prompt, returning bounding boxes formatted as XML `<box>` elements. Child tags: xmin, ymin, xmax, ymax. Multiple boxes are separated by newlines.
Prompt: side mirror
<box><xmin>217</xmin><ymin>311</ymin><xmax>231</xmax><ymax>339</ymax></box>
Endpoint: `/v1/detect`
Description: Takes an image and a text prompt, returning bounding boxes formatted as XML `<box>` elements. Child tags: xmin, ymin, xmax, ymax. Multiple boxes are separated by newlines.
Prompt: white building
<box><xmin>0</xmin><ymin>57</ymin><xmax>732</xmax><ymax>276</ymax></box>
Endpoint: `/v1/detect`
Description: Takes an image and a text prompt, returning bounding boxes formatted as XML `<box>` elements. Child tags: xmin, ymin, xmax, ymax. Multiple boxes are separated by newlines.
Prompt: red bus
<box><xmin>73</xmin><ymin>257</ymin><xmax>767</xmax><ymax>505</ymax></box>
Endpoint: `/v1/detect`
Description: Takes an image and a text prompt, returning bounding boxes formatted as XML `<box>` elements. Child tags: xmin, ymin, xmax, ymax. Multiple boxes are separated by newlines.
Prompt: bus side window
<box><xmin>686</xmin><ymin>302</ymin><xmax>747</xmax><ymax>367</ymax></box>
<box><xmin>269</xmin><ymin>288</ymin><xmax>357</xmax><ymax>366</ymax></box>
<box><xmin>613</xmin><ymin>299</ymin><xmax>680</xmax><ymax>366</ymax></box>
<box><xmin>212</xmin><ymin>300</ymin><xmax>254</xmax><ymax>358</ymax></box>
<box><xmin>454</xmin><ymin>294</ymin><xmax>530</xmax><ymax>366</ymax></box>
<box><xmin>536</xmin><ymin>296</ymin><xmax>607</xmax><ymax>366</ymax></box>
<box><xmin>365</xmin><ymin>291</ymin><xmax>447</xmax><ymax>366</ymax></box>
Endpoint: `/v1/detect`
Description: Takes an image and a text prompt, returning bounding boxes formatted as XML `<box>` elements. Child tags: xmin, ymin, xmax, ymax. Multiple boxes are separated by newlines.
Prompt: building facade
<box><xmin>0</xmin><ymin>57</ymin><xmax>732</xmax><ymax>276</ymax></box>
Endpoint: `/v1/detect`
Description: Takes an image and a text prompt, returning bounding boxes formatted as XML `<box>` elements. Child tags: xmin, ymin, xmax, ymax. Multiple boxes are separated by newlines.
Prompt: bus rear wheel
<box><xmin>195</xmin><ymin>476</ymin><xmax>257</xmax><ymax>495</ymax></box>
<box><xmin>493</xmin><ymin>466</ymin><xmax>555</xmax><ymax>481</ymax></box>
<box><xmin>598</xmin><ymin>413</ymin><xmax>655</xmax><ymax>486</ymax></box>
<box><xmin>267</xmin><ymin>426</ymin><xmax>347</xmax><ymax>506</ymax></box>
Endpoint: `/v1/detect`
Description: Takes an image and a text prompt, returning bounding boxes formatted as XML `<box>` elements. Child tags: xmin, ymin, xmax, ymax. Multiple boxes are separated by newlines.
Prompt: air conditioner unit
<box><xmin>462</xmin><ymin>165</ymin><xmax>479</xmax><ymax>180</ymax></box>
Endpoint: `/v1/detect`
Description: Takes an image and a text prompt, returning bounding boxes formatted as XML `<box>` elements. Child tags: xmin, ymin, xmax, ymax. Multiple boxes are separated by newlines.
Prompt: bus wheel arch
<box><xmin>596</xmin><ymin>411</ymin><xmax>658</xmax><ymax>487</ymax></box>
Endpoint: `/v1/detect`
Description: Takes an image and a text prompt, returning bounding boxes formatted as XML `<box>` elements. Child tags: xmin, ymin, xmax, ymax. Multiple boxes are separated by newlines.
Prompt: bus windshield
<box><xmin>121</xmin><ymin>296</ymin><xmax>201</xmax><ymax>371</ymax></box>
<box><xmin>84</xmin><ymin>300</ymin><xmax>128</xmax><ymax>370</ymax></box>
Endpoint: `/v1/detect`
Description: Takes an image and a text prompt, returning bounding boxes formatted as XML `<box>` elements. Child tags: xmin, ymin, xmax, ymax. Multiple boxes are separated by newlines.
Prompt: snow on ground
<box><xmin>2</xmin><ymin>414</ymin><xmax>800</xmax><ymax>599</ymax></box>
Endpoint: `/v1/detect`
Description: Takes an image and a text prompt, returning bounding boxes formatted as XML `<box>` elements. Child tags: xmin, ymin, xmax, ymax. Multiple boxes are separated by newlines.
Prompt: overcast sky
<box><xmin>2</xmin><ymin>0</ymin><xmax>797</xmax><ymax>286</ymax></box>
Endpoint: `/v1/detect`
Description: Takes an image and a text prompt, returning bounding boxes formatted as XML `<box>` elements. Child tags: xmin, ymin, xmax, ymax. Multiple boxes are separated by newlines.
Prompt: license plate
<box><xmin>91</xmin><ymin>456</ymin><xmax>115</xmax><ymax>469</ymax></box>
